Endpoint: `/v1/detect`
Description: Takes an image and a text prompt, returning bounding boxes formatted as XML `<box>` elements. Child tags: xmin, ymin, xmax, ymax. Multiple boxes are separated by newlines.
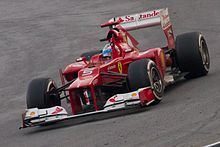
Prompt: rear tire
<box><xmin>175</xmin><ymin>32</ymin><xmax>210</xmax><ymax>78</ymax></box>
<box><xmin>128</xmin><ymin>59</ymin><xmax>164</xmax><ymax>104</ymax></box>
<box><xmin>26</xmin><ymin>78</ymin><xmax>61</xmax><ymax>109</ymax></box>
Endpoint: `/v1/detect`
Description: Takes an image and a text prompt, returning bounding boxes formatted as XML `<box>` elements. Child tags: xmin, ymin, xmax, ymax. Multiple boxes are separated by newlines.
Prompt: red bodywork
<box><xmin>61</xmin><ymin>9</ymin><xmax>175</xmax><ymax>115</ymax></box>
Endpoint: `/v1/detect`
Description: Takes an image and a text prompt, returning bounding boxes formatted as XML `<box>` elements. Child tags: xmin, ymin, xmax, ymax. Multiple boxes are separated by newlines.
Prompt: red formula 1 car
<box><xmin>20</xmin><ymin>8</ymin><xmax>210</xmax><ymax>129</ymax></box>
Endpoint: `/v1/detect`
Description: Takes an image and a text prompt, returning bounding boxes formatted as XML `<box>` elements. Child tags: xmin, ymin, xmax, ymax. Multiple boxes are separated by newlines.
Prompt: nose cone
<box><xmin>69</xmin><ymin>67</ymin><xmax>100</xmax><ymax>89</ymax></box>
<box><xmin>63</xmin><ymin>62</ymin><xmax>86</xmax><ymax>75</ymax></box>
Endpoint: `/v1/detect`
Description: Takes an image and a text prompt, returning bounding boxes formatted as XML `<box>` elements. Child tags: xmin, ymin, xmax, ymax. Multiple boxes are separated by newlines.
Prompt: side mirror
<box><xmin>76</xmin><ymin>56</ymin><xmax>87</xmax><ymax>62</ymax></box>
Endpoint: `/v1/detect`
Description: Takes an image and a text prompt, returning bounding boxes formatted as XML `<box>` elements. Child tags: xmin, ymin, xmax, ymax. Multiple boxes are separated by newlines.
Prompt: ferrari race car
<box><xmin>20</xmin><ymin>8</ymin><xmax>210</xmax><ymax>129</ymax></box>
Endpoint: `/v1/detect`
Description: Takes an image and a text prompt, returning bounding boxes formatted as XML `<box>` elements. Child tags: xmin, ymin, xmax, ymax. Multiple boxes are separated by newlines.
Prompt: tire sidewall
<box><xmin>147</xmin><ymin>61</ymin><xmax>164</xmax><ymax>100</ymax></box>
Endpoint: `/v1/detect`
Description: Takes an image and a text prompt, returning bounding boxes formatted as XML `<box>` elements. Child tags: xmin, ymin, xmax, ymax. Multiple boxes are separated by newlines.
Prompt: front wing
<box><xmin>20</xmin><ymin>87</ymin><xmax>155</xmax><ymax>129</ymax></box>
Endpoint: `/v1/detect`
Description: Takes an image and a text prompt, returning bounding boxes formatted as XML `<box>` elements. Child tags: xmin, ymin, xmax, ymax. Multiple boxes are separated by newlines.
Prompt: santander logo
<box><xmin>52</xmin><ymin>107</ymin><xmax>63</xmax><ymax>115</ymax></box>
<box><xmin>138</xmin><ymin>10</ymin><xmax>160</xmax><ymax>20</ymax></box>
<box><xmin>117</xmin><ymin>10</ymin><xmax>160</xmax><ymax>23</ymax></box>
<box><xmin>109</xmin><ymin>95</ymin><xmax>117</xmax><ymax>103</ymax></box>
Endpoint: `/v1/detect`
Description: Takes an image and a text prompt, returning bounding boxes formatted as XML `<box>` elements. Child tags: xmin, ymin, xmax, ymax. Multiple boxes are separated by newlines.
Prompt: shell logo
<box><xmin>30</xmin><ymin>111</ymin><xmax>36</xmax><ymax>117</ymax></box>
<box><xmin>131</xmin><ymin>93</ymin><xmax>137</xmax><ymax>97</ymax></box>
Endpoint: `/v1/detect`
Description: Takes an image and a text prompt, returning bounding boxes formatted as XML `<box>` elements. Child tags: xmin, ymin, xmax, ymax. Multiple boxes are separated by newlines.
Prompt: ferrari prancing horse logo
<box><xmin>118</xmin><ymin>62</ymin><xmax>122</xmax><ymax>73</ymax></box>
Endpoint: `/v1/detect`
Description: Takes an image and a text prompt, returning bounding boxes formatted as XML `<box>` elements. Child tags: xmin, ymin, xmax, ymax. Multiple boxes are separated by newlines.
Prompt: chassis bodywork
<box><xmin>62</xmin><ymin>8</ymin><xmax>174</xmax><ymax>115</ymax></box>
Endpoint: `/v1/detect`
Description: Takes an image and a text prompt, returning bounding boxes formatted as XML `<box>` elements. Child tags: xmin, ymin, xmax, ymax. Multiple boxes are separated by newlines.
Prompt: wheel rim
<box><xmin>150</xmin><ymin>67</ymin><xmax>163</xmax><ymax>94</ymax></box>
<box><xmin>199</xmin><ymin>38</ymin><xmax>210</xmax><ymax>71</ymax></box>
<box><xmin>47</xmin><ymin>81</ymin><xmax>58</xmax><ymax>107</ymax></box>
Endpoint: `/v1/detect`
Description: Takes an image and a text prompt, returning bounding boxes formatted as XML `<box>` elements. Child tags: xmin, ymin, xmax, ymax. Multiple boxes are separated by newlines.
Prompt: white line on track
<box><xmin>204</xmin><ymin>141</ymin><xmax>220</xmax><ymax>147</ymax></box>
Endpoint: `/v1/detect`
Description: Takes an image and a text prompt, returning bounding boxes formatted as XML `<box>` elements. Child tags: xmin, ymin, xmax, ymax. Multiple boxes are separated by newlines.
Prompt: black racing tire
<box><xmin>80</xmin><ymin>50</ymin><xmax>102</xmax><ymax>61</ymax></box>
<box><xmin>175</xmin><ymin>32</ymin><xmax>210</xmax><ymax>78</ymax></box>
<box><xmin>128</xmin><ymin>59</ymin><xmax>164</xmax><ymax>104</ymax></box>
<box><xmin>26</xmin><ymin>78</ymin><xmax>61</xmax><ymax>109</ymax></box>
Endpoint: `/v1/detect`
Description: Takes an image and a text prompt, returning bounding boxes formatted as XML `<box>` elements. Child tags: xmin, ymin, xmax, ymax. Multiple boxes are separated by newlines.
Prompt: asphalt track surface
<box><xmin>0</xmin><ymin>0</ymin><xmax>220</xmax><ymax>147</ymax></box>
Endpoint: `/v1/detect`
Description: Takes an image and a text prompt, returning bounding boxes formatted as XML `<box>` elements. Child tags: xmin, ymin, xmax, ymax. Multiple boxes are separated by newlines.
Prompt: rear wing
<box><xmin>106</xmin><ymin>8</ymin><xmax>175</xmax><ymax>49</ymax></box>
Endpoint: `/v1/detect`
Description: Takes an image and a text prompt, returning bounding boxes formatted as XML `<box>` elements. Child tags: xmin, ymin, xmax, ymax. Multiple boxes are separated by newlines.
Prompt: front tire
<box><xmin>26</xmin><ymin>78</ymin><xmax>61</xmax><ymax>109</ymax></box>
<box><xmin>127</xmin><ymin>59</ymin><xmax>164</xmax><ymax>103</ymax></box>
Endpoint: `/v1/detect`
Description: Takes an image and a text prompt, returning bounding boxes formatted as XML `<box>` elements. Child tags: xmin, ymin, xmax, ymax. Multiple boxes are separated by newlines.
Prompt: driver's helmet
<box><xmin>102</xmin><ymin>46</ymin><xmax>112</xmax><ymax>59</ymax></box>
